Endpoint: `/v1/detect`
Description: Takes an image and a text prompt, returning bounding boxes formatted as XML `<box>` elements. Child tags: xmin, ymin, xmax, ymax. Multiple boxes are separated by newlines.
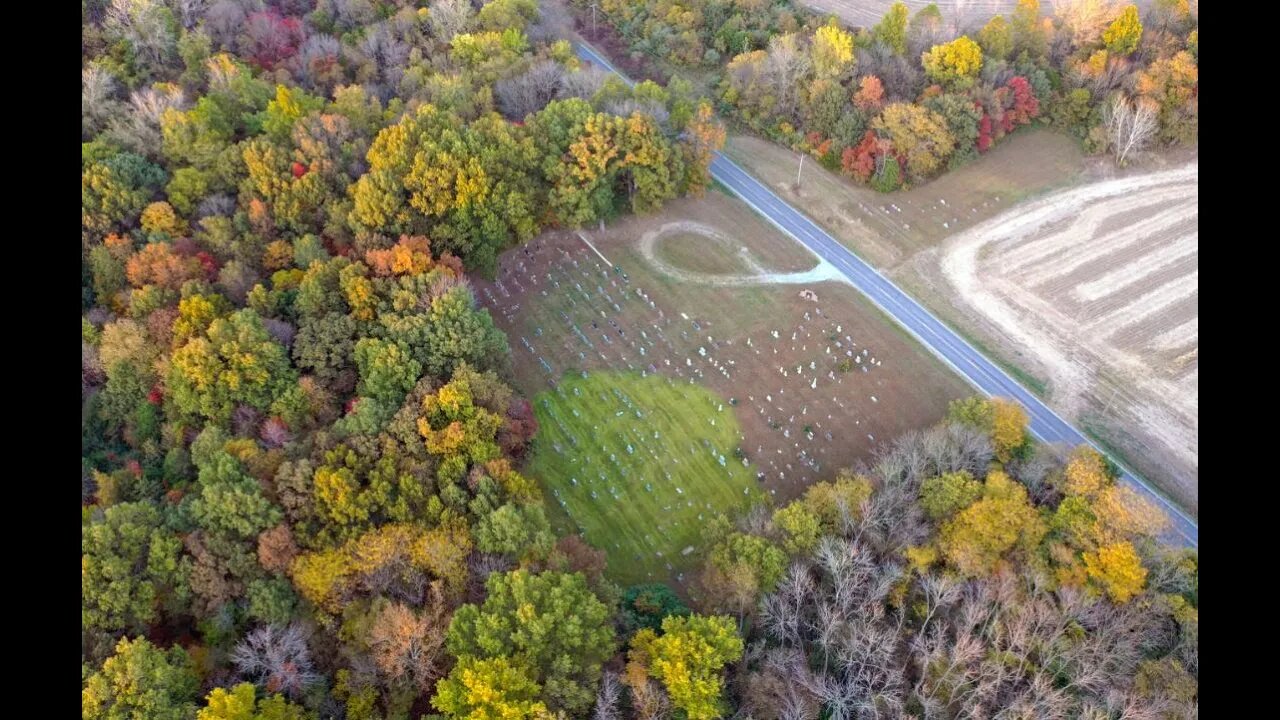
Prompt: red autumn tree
<box><xmin>841</xmin><ymin>131</ymin><xmax>892</xmax><ymax>184</ymax></box>
<box><xmin>1006</xmin><ymin>76</ymin><xmax>1040</xmax><ymax>125</ymax></box>
<box><xmin>242</xmin><ymin>11</ymin><xmax>305</xmax><ymax>71</ymax></box>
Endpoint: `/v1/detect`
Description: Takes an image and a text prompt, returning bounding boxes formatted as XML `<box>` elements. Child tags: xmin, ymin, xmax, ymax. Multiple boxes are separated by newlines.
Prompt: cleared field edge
<box><xmin>721</xmin><ymin>128</ymin><xmax>1091</xmax><ymax>268</ymax></box>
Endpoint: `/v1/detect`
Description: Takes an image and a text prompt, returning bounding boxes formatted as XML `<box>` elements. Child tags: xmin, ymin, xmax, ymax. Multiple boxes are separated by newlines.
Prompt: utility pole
<box><xmin>795</xmin><ymin>154</ymin><xmax>805</xmax><ymax>189</ymax></box>
<box><xmin>590</xmin><ymin>2</ymin><xmax>598</xmax><ymax>40</ymax></box>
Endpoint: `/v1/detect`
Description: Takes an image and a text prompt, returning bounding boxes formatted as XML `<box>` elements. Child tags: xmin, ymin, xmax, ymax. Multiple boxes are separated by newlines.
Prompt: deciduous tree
<box><xmin>873</xmin><ymin>2</ymin><xmax>909</xmax><ymax>55</ymax></box>
<box><xmin>83</xmin><ymin>636</ymin><xmax>199</xmax><ymax>720</ymax></box>
<box><xmin>871</xmin><ymin>102</ymin><xmax>955</xmax><ymax>179</ymax></box>
<box><xmin>978</xmin><ymin>15</ymin><xmax>1013</xmax><ymax>60</ymax></box>
<box><xmin>1104</xmin><ymin>5</ymin><xmax>1143</xmax><ymax>55</ymax></box>
<box><xmin>921</xmin><ymin>36</ymin><xmax>984</xmax><ymax>90</ymax></box>
<box><xmin>82</xmin><ymin>502</ymin><xmax>191</xmax><ymax>635</ymax></box>
<box><xmin>938</xmin><ymin>470</ymin><xmax>1046</xmax><ymax>576</ymax></box>
<box><xmin>432</xmin><ymin>656</ymin><xmax>551</xmax><ymax>720</ymax></box>
<box><xmin>445</xmin><ymin>570</ymin><xmax>615</xmax><ymax>715</ymax></box>
<box><xmin>990</xmin><ymin>397</ymin><xmax>1029</xmax><ymax>462</ymax></box>
<box><xmin>811</xmin><ymin>24</ymin><xmax>855</xmax><ymax>79</ymax></box>
<box><xmin>628</xmin><ymin>615</ymin><xmax>744</xmax><ymax>720</ymax></box>
<box><xmin>1084</xmin><ymin>541</ymin><xmax>1147</xmax><ymax>603</ymax></box>
<box><xmin>197</xmin><ymin>683</ymin><xmax>307</xmax><ymax>720</ymax></box>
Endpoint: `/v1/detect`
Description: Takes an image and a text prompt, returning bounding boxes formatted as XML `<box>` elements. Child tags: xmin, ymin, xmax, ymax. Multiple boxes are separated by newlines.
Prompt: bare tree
<box><xmin>1090</xmin><ymin>54</ymin><xmax>1134</xmax><ymax>95</ymax></box>
<box><xmin>1054</xmin><ymin>0</ymin><xmax>1121</xmax><ymax>47</ymax></box>
<box><xmin>856</xmin><ymin>44</ymin><xmax>922</xmax><ymax>103</ymax></box>
<box><xmin>83</xmin><ymin>66</ymin><xmax>120</xmax><ymax>137</ymax></box>
<box><xmin>560</xmin><ymin>66</ymin><xmax>610</xmax><ymax>101</ymax></box>
<box><xmin>315</xmin><ymin>0</ymin><xmax>377</xmax><ymax>34</ymax></box>
<box><xmin>356</xmin><ymin>20</ymin><xmax>411</xmax><ymax>94</ymax></box>
<box><xmin>906</xmin><ymin>7</ymin><xmax>954</xmax><ymax>58</ymax></box>
<box><xmin>765</xmin><ymin>33</ymin><xmax>809</xmax><ymax>120</ymax></box>
<box><xmin>196</xmin><ymin>193</ymin><xmax>237</xmax><ymax>219</ymax></box>
<box><xmin>592</xmin><ymin>671</ymin><xmax>622</xmax><ymax>720</ymax></box>
<box><xmin>290</xmin><ymin>33</ymin><xmax>343</xmax><ymax>92</ymax></box>
<box><xmin>232</xmin><ymin>623</ymin><xmax>321</xmax><ymax>697</ymax></box>
<box><xmin>761</xmin><ymin>561</ymin><xmax>813</xmax><ymax>647</ymax></box>
<box><xmin>1103</xmin><ymin>94</ymin><xmax>1159</xmax><ymax>166</ymax></box>
<box><xmin>627</xmin><ymin>672</ymin><xmax>672</xmax><ymax>720</ymax></box>
<box><xmin>105</xmin><ymin>0</ymin><xmax>178</xmax><ymax>73</ymax></box>
<box><xmin>203</xmin><ymin>0</ymin><xmax>263</xmax><ymax>51</ymax></box>
<box><xmin>428</xmin><ymin>0</ymin><xmax>473</xmax><ymax>43</ymax></box>
<box><xmin>171</xmin><ymin>0</ymin><xmax>209</xmax><ymax>29</ymax></box>
<box><xmin>106</xmin><ymin>84</ymin><xmax>187</xmax><ymax>156</ymax></box>
<box><xmin>496</xmin><ymin>60</ymin><xmax>566</xmax><ymax>119</ymax></box>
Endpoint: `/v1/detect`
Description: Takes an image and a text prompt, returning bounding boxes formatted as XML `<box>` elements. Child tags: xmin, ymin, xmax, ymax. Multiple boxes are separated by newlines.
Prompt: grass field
<box><xmin>654</xmin><ymin>231</ymin><xmax>753</xmax><ymax>275</ymax></box>
<box><xmin>527</xmin><ymin>371</ymin><xmax>764</xmax><ymax>585</ymax></box>
<box><xmin>723</xmin><ymin>129</ymin><xmax>1088</xmax><ymax>268</ymax></box>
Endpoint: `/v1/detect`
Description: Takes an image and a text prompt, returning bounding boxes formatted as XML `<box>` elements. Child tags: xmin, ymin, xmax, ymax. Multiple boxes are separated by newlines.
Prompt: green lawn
<box><xmin>527</xmin><ymin>371</ymin><xmax>764</xmax><ymax>585</ymax></box>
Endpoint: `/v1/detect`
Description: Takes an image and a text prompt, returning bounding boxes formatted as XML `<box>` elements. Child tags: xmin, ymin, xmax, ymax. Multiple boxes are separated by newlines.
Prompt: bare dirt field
<box><xmin>928</xmin><ymin>163</ymin><xmax>1198</xmax><ymax>511</ymax></box>
<box><xmin>725</xmin><ymin>129</ymin><xmax>1198</xmax><ymax>514</ymax></box>
<box><xmin>476</xmin><ymin>190</ymin><xmax>970</xmax><ymax>509</ymax></box>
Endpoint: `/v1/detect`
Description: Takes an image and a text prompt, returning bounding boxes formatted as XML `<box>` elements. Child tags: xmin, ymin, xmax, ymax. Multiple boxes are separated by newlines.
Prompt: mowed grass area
<box><xmin>527</xmin><ymin>371</ymin><xmax>764</xmax><ymax>585</ymax></box>
<box><xmin>654</xmin><ymin>232</ymin><xmax>752</xmax><ymax>275</ymax></box>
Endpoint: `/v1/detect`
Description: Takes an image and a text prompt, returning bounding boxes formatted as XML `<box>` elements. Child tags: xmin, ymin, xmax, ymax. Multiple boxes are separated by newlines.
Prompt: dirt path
<box><xmin>636</xmin><ymin>220</ymin><xmax>849</xmax><ymax>287</ymax></box>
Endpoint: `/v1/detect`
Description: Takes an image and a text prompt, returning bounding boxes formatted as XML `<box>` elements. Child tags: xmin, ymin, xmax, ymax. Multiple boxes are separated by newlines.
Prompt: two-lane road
<box><xmin>574</xmin><ymin>43</ymin><xmax>1198</xmax><ymax>547</ymax></box>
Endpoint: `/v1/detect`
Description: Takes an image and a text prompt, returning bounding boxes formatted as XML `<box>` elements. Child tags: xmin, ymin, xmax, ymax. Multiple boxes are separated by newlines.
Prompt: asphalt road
<box><xmin>574</xmin><ymin>43</ymin><xmax>1198</xmax><ymax>547</ymax></box>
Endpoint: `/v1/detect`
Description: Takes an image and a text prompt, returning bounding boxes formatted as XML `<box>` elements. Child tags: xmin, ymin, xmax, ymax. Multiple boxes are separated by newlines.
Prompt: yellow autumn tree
<box><xmin>140</xmin><ymin>201</ymin><xmax>186</xmax><ymax>237</ymax></box>
<box><xmin>1094</xmin><ymin>485</ymin><xmax>1168</xmax><ymax>542</ymax></box>
<box><xmin>1083</xmin><ymin>541</ymin><xmax>1147</xmax><ymax>603</ymax></box>
<box><xmin>290</xmin><ymin>523</ymin><xmax>472</xmax><ymax>615</ymax></box>
<box><xmin>417</xmin><ymin>375</ymin><xmax>504</xmax><ymax>483</ymax></box>
<box><xmin>990</xmin><ymin>398</ymin><xmax>1028</xmax><ymax>462</ymax></box>
<box><xmin>431</xmin><ymin>656</ymin><xmax>552</xmax><ymax>720</ymax></box>
<box><xmin>812</xmin><ymin>24</ymin><xmax>855</xmax><ymax>78</ymax></box>
<box><xmin>772</xmin><ymin>502</ymin><xmax>822</xmax><ymax>556</ymax></box>
<box><xmin>870</xmin><ymin>103</ymin><xmax>955</xmax><ymax>179</ymax></box>
<box><xmin>683</xmin><ymin>100</ymin><xmax>726</xmax><ymax>196</ymax></box>
<box><xmin>921</xmin><ymin>36</ymin><xmax>983</xmax><ymax>89</ymax></box>
<box><xmin>939</xmin><ymin>470</ymin><xmax>1046</xmax><ymax>577</ymax></box>
<box><xmin>801</xmin><ymin>471</ymin><xmax>874</xmax><ymax>532</ymax></box>
<box><xmin>1063</xmin><ymin>446</ymin><xmax>1110</xmax><ymax>498</ymax></box>
<box><xmin>629</xmin><ymin>615</ymin><xmax>743</xmax><ymax>720</ymax></box>
<box><xmin>1056</xmin><ymin>446</ymin><xmax>1167</xmax><ymax>547</ymax></box>
<box><xmin>1104</xmin><ymin>5</ymin><xmax>1143</xmax><ymax>55</ymax></box>
<box><xmin>978</xmin><ymin>15</ymin><xmax>1013</xmax><ymax>60</ymax></box>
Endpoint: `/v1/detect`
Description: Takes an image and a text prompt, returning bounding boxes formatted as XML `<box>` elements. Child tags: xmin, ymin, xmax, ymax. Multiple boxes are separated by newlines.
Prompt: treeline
<box><xmin>83</xmin><ymin>0</ymin><xmax>728</xmax><ymax>273</ymax></box>
<box><xmin>579</xmin><ymin>0</ymin><xmax>1199</xmax><ymax>189</ymax></box>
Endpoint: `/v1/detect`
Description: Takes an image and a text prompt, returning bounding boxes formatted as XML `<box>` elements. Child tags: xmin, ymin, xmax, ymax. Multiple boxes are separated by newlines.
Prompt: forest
<box><xmin>83</xmin><ymin>2</ymin><xmax>1196</xmax><ymax>719</ymax></box>
<box><xmin>578</xmin><ymin>0</ymin><xmax>1198</xmax><ymax>187</ymax></box>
